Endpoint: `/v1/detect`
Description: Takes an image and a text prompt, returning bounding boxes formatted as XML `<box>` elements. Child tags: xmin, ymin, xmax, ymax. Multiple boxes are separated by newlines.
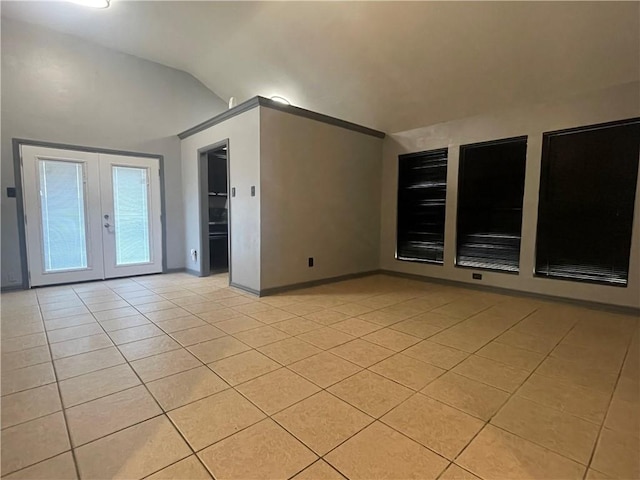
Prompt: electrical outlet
<box><xmin>472</xmin><ymin>273</ymin><xmax>482</xmax><ymax>280</ymax></box>
<box><xmin>7</xmin><ymin>271</ymin><xmax>17</xmax><ymax>283</ymax></box>
<box><xmin>308</xmin><ymin>257</ymin><xmax>314</xmax><ymax>267</ymax></box>
<box><xmin>191</xmin><ymin>249</ymin><xmax>198</xmax><ymax>263</ymax></box>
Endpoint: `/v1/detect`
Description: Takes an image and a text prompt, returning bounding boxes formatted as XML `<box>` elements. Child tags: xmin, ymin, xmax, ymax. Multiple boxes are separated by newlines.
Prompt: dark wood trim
<box><xmin>178</xmin><ymin>96</ymin><xmax>386</xmax><ymax>140</ymax></box>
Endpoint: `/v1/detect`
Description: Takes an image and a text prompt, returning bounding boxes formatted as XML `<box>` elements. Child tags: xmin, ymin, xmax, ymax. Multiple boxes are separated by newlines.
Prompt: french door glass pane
<box><xmin>113</xmin><ymin>166</ymin><xmax>150</xmax><ymax>265</ymax></box>
<box><xmin>38</xmin><ymin>160</ymin><xmax>88</xmax><ymax>272</ymax></box>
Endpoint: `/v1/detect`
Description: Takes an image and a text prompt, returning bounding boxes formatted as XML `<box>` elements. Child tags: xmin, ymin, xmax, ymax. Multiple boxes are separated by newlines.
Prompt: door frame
<box><xmin>197</xmin><ymin>139</ymin><xmax>232</xmax><ymax>282</ymax></box>
<box><xmin>12</xmin><ymin>138</ymin><xmax>167</xmax><ymax>289</ymax></box>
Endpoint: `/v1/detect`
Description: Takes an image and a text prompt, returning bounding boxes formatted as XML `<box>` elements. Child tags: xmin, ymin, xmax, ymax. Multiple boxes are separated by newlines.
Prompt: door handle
<box><xmin>104</xmin><ymin>223</ymin><xmax>111</xmax><ymax>229</ymax></box>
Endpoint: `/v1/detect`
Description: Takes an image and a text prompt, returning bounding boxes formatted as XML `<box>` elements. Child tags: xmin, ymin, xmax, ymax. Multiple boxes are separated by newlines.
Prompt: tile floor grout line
<box><xmin>448</xmin><ymin>313</ymin><xmax>598</xmax><ymax>475</ymax></box>
<box><xmin>580</xmin><ymin>331</ymin><xmax>635</xmax><ymax>480</ymax></box>
<box><xmin>72</xmin><ymin>291</ymin><xmax>208</xmax><ymax>468</ymax></box>
<box><xmin>3</xmin><ymin>275</ymin><xmax>637</xmax><ymax>479</ymax></box>
<box><xmin>33</xmin><ymin>295</ymin><xmax>83</xmax><ymax>480</ymax></box>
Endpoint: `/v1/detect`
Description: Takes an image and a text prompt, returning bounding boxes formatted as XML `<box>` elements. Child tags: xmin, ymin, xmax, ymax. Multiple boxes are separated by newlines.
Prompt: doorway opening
<box><xmin>200</xmin><ymin>142</ymin><xmax>229</xmax><ymax>276</ymax></box>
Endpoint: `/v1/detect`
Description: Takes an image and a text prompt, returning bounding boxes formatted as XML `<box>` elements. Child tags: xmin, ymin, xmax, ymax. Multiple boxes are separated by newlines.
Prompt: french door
<box><xmin>21</xmin><ymin>146</ymin><xmax>163</xmax><ymax>287</ymax></box>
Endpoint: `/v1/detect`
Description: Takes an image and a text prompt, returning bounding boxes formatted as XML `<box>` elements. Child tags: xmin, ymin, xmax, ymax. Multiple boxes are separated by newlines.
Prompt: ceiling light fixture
<box><xmin>69</xmin><ymin>0</ymin><xmax>110</xmax><ymax>8</ymax></box>
<box><xmin>270</xmin><ymin>96</ymin><xmax>291</xmax><ymax>106</ymax></box>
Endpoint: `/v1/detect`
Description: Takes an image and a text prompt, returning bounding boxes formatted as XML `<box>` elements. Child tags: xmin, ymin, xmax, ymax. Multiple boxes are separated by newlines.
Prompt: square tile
<box><xmin>439</xmin><ymin>464</ymin><xmax>482</xmax><ymax>480</ymax></box>
<box><xmin>476</xmin><ymin>341</ymin><xmax>544</xmax><ymax>371</ymax></box>
<box><xmin>325</xmin><ymin>422</ymin><xmax>448</xmax><ymax>479</ymax></box>
<box><xmin>494</xmin><ymin>329</ymin><xmax>558</xmax><ymax>354</ymax></box>
<box><xmin>491</xmin><ymin>396</ymin><xmax>600</xmax><ymax>464</ymax></box>
<box><xmin>293</xmin><ymin>460</ymin><xmax>346</xmax><ymax>480</ymax></box>
<box><xmin>87</xmin><ymin>299</ymin><xmax>129</xmax><ymax>312</ymax></box>
<box><xmin>66</xmin><ymin>385</ymin><xmax>162</xmax><ymax>446</ymax></box>
<box><xmin>591</xmin><ymin>428</ymin><xmax>640</xmax><ymax>480</ymax></box>
<box><xmin>281</xmin><ymin>302</ymin><xmax>325</xmax><ymax>316</ymax></box>
<box><xmin>1</xmin><ymin>345</ymin><xmax>51</xmax><ymax>371</ymax></box>
<box><xmin>2</xmin><ymin>452</ymin><xmax>76</xmax><ymax>480</ymax></box>
<box><xmin>362</xmin><ymin>328</ymin><xmax>421</xmax><ymax>351</ymax></box>
<box><xmin>422</xmin><ymin>372</ymin><xmax>509</xmax><ymax>421</ymax></box>
<box><xmin>3</xmin><ymin>320</ymin><xmax>45</xmax><ymax>338</ymax></box>
<box><xmin>329</xmin><ymin>339</ymin><xmax>394</xmax><ymax>368</ymax></box>
<box><xmin>107</xmin><ymin>324</ymin><xmax>165</xmax><ymax>345</ymax></box>
<box><xmin>328</xmin><ymin>370</ymin><xmax>413</xmax><ymax>418</ymax></box>
<box><xmin>358</xmin><ymin>310</ymin><xmax>405</xmax><ymax>326</ymax></box>
<box><xmin>272</xmin><ymin>317</ymin><xmax>322</xmax><ymax>336</ymax></box>
<box><xmin>53</xmin><ymin>346</ymin><xmax>125</xmax><ymax>381</ymax></box>
<box><xmin>232</xmin><ymin>301</ymin><xmax>273</xmax><ymax>315</ymax></box>
<box><xmin>330</xmin><ymin>303</ymin><xmax>376</xmax><ymax>317</ymax></box>
<box><xmin>59</xmin><ymin>364</ymin><xmax>140</xmax><ymax>407</ymax></box>
<box><xmin>236</xmin><ymin>368</ymin><xmax>320</xmax><ymax>415</ymax></box>
<box><xmin>1</xmin><ymin>332</ymin><xmax>47</xmax><ymax>354</ymax></box>
<box><xmin>143</xmin><ymin>307</ymin><xmax>192</xmax><ymax>322</ymax></box>
<box><xmin>170</xmin><ymin>324</ymin><xmax>226</xmax><ymax>346</ymax></box>
<box><xmin>516</xmin><ymin>373</ymin><xmax>610</xmax><ymax>424</ymax></box>
<box><xmin>131</xmin><ymin>349</ymin><xmax>201</xmax><ymax>382</ymax></box>
<box><xmin>209</xmin><ymin>350</ymin><xmax>281</xmax><ymax>385</ymax></box>
<box><xmin>298</xmin><ymin>327</ymin><xmax>355</xmax><ymax>350</ymax></box>
<box><xmin>188</xmin><ymin>335</ymin><xmax>252</xmax><ymax>363</ymax></box>
<box><xmin>42</xmin><ymin>306</ymin><xmax>89</xmax><ymax>320</ymax></box>
<box><xmin>403</xmin><ymin>340</ymin><xmax>469</xmax><ymax>369</ymax></box>
<box><xmin>196</xmin><ymin>307</ymin><xmax>242</xmax><ymax>323</ymax></box>
<box><xmin>75</xmin><ymin>416</ymin><xmax>191</xmax><ymax>479</ymax></box>
<box><xmin>1</xmin><ymin>362</ymin><xmax>56</xmax><ymax>396</ymax></box>
<box><xmin>369</xmin><ymin>354</ymin><xmax>444</xmax><ymax>390</ymax></box>
<box><xmin>146</xmin><ymin>366</ymin><xmax>228</xmax><ymax>411</ymax></box>
<box><xmin>457</xmin><ymin>425</ymin><xmax>585</xmax><ymax>480</ymax></box>
<box><xmin>390</xmin><ymin>318</ymin><xmax>444</xmax><ymax>339</ymax></box>
<box><xmin>147</xmin><ymin>456</ymin><xmax>212</xmax><ymax>480</ymax></box>
<box><xmin>0</xmin><ymin>412</ymin><xmax>70</xmax><ymax>475</ymax></box>
<box><xmin>382</xmin><ymin>394</ymin><xmax>484</xmax><ymax>459</ymax></box>
<box><xmin>215</xmin><ymin>315</ymin><xmax>264</xmax><ymax>334</ymax></box>
<box><xmin>274</xmin><ymin>391</ymin><xmax>373</xmax><ymax>455</ymax></box>
<box><xmin>154</xmin><ymin>315</ymin><xmax>207</xmax><ymax>333</ymax></box>
<box><xmin>46</xmin><ymin>323</ymin><xmax>104</xmax><ymax>344</ymax></box>
<box><xmin>169</xmin><ymin>388</ymin><xmax>266</xmax><ymax>450</ymax></box>
<box><xmin>453</xmin><ymin>355</ymin><xmax>529</xmax><ymax>392</ymax></box>
<box><xmin>289</xmin><ymin>352</ymin><xmax>362</xmax><ymax>388</ymax></box>
<box><xmin>258</xmin><ymin>337</ymin><xmax>322</xmax><ymax>365</ymax></box>
<box><xmin>99</xmin><ymin>314</ymin><xmax>150</xmax><ymax>332</ymax></box>
<box><xmin>303</xmin><ymin>309</ymin><xmax>351</xmax><ymax>326</ymax></box>
<box><xmin>136</xmin><ymin>300</ymin><xmax>176</xmax><ymax>313</ymax></box>
<box><xmin>536</xmin><ymin>357</ymin><xmax>618</xmax><ymax>394</ymax></box>
<box><xmin>93</xmin><ymin>306</ymin><xmax>139</xmax><ymax>321</ymax></box>
<box><xmin>331</xmin><ymin>318</ymin><xmax>382</xmax><ymax>337</ymax></box>
<box><xmin>233</xmin><ymin>325</ymin><xmax>291</xmax><ymax>347</ymax></box>
<box><xmin>1</xmin><ymin>383</ymin><xmax>62</xmax><ymax>429</ymax></box>
<box><xmin>49</xmin><ymin>334</ymin><xmax>113</xmax><ymax>360</ymax></box>
<box><xmin>248</xmin><ymin>308</ymin><xmax>297</xmax><ymax>324</ymax></box>
<box><xmin>604</xmin><ymin>393</ymin><xmax>639</xmax><ymax>436</ymax></box>
<box><xmin>198</xmin><ymin>419</ymin><xmax>317</xmax><ymax>479</ymax></box>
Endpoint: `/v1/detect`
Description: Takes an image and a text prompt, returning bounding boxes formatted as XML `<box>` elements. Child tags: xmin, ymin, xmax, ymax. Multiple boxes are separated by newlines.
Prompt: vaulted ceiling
<box><xmin>2</xmin><ymin>1</ymin><xmax>638</xmax><ymax>133</ymax></box>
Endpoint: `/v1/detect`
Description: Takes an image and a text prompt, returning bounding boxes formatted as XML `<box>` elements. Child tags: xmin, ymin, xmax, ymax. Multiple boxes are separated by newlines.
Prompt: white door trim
<box><xmin>17</xmin><ymin>141</ymin><xmax>166</xmax><ymax>288</ymax></box>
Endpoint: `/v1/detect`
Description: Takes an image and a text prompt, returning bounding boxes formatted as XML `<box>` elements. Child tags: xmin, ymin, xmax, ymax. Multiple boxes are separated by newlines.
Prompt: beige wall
<box><xmin>180</xmin><ymin>108</ymin><xmax>261</xmax><ymax>292</ymax></box>
<box><xmin>380</xmin><ymin>82</ymin><xmax>640</xmax><ymax>308</ymax></box>
<box><xmin>260</xmin><ymin>108</ymin><xmax>383</xmax><ymax>290</ymax></box>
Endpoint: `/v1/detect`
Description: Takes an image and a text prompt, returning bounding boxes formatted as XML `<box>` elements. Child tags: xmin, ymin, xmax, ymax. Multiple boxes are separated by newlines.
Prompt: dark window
<box><xmin>397</xmin><ymin>148</ymin><xmax>448</xmax><ymax>264</ymax></box>
<box><xmin>456</xmin><ymin>136</ymin><xmax>527</xmax><ymax>273</ymax></box>
<box><xmin>535</xmin><ymin>118</ymin><xmax>640</xmax><ymax>286</ymax></box>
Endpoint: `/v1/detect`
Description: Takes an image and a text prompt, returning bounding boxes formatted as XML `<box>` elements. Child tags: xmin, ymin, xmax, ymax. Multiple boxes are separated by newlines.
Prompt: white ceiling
<box><xmin>2</xmin><ymin>1</ymin><xmax>638</xmax><ymax>133</ymax></box>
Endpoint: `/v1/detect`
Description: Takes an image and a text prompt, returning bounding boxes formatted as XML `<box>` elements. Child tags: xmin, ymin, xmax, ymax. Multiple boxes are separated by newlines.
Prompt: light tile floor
<box><xmin>1</xmin><ymin>273</ymin><xmax>639</xmax><ymax>479</ymax></box>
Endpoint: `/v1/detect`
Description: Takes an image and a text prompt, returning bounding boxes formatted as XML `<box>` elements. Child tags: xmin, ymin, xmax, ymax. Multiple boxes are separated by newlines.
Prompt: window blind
<box><xmin>535</xmin><ymin>119</ymin><xmax>640</xmax><ymax>286</ymax></box>
<box><xmin>397</xmin><ymin>148</ymin><xmax>448</xmax><ymax>264</ymax></box>
<box><xmin>38</xmin><ymin>159</ymin><xmax>88</xmax><ymax>272</ymax></box>
<box><xmin>456</xmin><ymin>137</ymin><xmax>527</xmax><ymax>273</ymax></box>
<box><xmin>112</xmin><ymin>166</ymin><xmax>151</xmax><ymax>265</ymax></box>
